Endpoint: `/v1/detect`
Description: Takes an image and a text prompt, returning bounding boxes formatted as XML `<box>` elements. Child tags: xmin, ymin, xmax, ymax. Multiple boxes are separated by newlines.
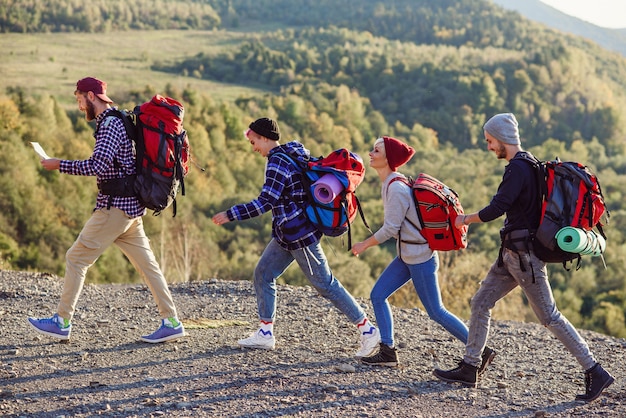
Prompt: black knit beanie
<box><xmin>249</xmin><ymin>117</ymin><xmax>280</xmax><ymax>141</ymax></box>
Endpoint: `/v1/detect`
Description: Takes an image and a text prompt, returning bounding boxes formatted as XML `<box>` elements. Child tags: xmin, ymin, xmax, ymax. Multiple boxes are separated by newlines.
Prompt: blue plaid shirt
<box><xmin>227</xmin><ymin>141</ymin><xmax>322</xmax><ymax>250</ymax></box>
<box><xmin>59</xmin><ymin>108</ymin><xmax>145</xmax><ymax>218</ymax></box>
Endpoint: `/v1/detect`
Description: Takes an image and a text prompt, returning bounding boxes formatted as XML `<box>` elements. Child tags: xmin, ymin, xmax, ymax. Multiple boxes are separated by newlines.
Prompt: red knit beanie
<box><xmin>383</xmin><ymin>136</ymin><xmax>415</xmax><ymax>171</ymax></box>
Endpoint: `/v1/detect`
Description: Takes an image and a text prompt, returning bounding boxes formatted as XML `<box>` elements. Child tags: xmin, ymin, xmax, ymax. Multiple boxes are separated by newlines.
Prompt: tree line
<box><xmin>0</xmin><ymin>0</ymin><xmax>220</xmax><ymax>32</ymax></box>
<box><xmin>157</xmin><ymin>26</ymin><xmax>626</xmax><ymax>155</ymax></box>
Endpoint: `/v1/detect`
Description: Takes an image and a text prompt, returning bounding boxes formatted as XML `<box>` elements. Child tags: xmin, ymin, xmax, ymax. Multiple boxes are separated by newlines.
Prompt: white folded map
<box><xmin>30</xmin><ymin>142</ymin><xmax>50</xmax><ymax>160</ymax></box>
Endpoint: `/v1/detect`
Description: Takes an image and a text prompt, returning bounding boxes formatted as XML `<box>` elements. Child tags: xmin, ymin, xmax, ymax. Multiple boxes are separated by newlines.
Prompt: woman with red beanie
<box><xmin>351</xmin><ymin>136</ymin><xmax>494</xmax><ymax>371</ymax></box>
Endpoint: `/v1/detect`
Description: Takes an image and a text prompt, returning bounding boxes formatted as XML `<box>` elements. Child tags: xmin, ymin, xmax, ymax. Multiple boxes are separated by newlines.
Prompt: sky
<box><xmin>540</xmin><ymin>0</ymin><xmax>626</xmax><ymax>29</ymax></box>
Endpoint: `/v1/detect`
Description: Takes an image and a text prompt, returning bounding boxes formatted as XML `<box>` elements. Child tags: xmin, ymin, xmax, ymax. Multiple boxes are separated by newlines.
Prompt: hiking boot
<box><xmin>575</xmin><ymin>363</ymin><xmax>614</xmax><ymax>402</ymax></box>
<box><xmin>360</xmin><ymin>343</ymin><xmax>399</xmax><ymax>367</ymax></box>
<box><xmin>238</xmin><ymin>329</ymin><xmax>276</xmax><ymax>350</ymax></box>
<box><xmin>478</xmin><ymin>346</ymin><xmax>496</xmax><ymax>376</ymax></box>
<box><xmin>141</xmin><ymin>318</ymin><xmax>185</xmax><ymax>343</ymax></box>
<box><xmin>355</xmin><ymin>326</ymin><xmax>380</xmax><ymax>358</ymax></box>
<box><xmin>28</xmin><ymin>313</ymin><xmax>71</xmax><ymax>340</ymax></box>
<box><xmin>433</xmin><ymin>361</ymin><xmax>478</xmax><ymax>388</ymax></box>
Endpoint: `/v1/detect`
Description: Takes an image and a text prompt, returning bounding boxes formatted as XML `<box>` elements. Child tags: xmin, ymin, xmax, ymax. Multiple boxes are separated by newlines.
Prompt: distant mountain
<box><xmin>491</xmin><ymin>0</ymin><xmax>626</xmax><ymax>57</ymax></box>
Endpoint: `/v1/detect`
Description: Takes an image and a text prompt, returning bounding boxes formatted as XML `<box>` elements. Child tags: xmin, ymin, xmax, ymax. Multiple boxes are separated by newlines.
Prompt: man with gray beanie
<box><xmin>433</xmin><ymin>113</ymin><xmax>614</xmax><ymax>402</ymax></box>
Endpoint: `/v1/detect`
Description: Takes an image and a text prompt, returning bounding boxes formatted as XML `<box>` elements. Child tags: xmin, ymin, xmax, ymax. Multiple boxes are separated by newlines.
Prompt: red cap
<box><xmin>75</xmin><ymin>77</ymin><xmax>113</xmax><ymax>103</ymax></box>
<box><xmin>382</xmin><ymin>136</ymin><xmax>415</xmax><ymax>171</ymax></box>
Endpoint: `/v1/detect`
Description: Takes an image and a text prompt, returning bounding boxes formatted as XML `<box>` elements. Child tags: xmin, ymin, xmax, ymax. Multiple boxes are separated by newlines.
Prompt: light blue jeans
<box><xmin>370</xmin><ymin>253</ymin><xmax>469</xmax><ymax>347</ymax></box>
<box><xmin>254</xmin><ymin>239</ymin><xmax>366</xmax><ymax>324</ymax></box>
<box><xmin>464</xmin><ymin>247</ymin><xmax>596</xmax><ymax>370</ymax></box>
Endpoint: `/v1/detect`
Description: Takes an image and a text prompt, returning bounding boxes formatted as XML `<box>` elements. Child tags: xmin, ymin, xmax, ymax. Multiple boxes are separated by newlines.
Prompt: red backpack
<box><xmin>390</xmin><ymin>173</ymin><xmax>468</xmax><ymax>251</ymax></box>
<box><xmin>516</xmin><ymin>154</ymin><xmax>609</xmax><ymax>266</ymax></box>
<box><xmin>134</xmin><ymin>95</ymin><xmax>189</xmax><ymax>215</ymax></box>
<box><xmin>279</xmin><ymin>149</ymin><xmax>370</xmax><ymax>249</ymax></box>
<box><xmin>108</xmin><ymin>95</ymin><xmax>190</xmax><ymax>216</ymax></box>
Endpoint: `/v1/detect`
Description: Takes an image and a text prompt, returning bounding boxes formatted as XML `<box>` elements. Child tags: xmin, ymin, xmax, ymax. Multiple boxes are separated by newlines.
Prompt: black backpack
<box><xmin>515</xmin><ymin>153</ymin><xmax>609</xmax><ymax>268</ymax></box>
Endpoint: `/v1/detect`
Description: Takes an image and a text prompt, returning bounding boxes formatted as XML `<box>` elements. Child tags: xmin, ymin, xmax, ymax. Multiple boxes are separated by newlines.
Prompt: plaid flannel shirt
<box><xmin>227</xmin><ymin>142</ymin><xmax>322</xmax><ymax>250</ymax></box>
<box><xmin>59</xmin><ymin>108</ymin><xmax>145</xmax><ymax>218</ymax></box>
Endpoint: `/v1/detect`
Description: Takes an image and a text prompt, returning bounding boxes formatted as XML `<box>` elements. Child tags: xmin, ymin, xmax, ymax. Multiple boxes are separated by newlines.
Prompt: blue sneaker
<box><xmin>28</xmin><ymin>313</ymin><xmax>71</xmax><ymax>340</ymax></box>
<box><xmin>141</xmin><ymin>318</ymin><xmax>185</xmax><ymax>343</ymax></box>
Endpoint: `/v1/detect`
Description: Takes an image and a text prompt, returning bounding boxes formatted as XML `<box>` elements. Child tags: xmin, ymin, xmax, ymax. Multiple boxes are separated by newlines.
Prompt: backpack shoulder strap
<box><xmin>512</xmin><ymin>151</ymin><xmax>540</xmax><ymax>167</ymax></box>
<box><xmin>101</xmin><ymin>108</ymin><xmax>137</xmax><ymax>142</ymax></box>
<box><xmin>510</xmin><ymin>152</ymin><xmax>548</xmax><ymax>242</ymax></box>
<box><xmin>385</xmin><ymin>175</ymin><xmax>422</xmax><ymax>232</ymax></box>
<box><xmin>271</xmin><ymin>151</ymin><xmax>311</xmax><ymax>173</ymax></box>
<box><xmin>385</xmin><ymin>175</ymin><xmax>412</xmax><ymax>195</ymax></box>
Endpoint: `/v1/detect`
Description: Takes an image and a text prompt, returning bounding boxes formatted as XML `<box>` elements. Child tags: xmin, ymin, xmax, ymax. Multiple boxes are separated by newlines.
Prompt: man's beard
<box><xmin>84</xmin><ymin>100</ymin><xmax>96</xmax><ymax>121</ymax></box>
<box><xmin>495</xmin><ymin>143</ymin><xmax>507</xmax><ymax>159</ymax></box>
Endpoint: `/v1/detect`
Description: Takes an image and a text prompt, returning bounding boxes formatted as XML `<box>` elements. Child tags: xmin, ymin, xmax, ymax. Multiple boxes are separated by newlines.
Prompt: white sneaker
<box><xmin>238</xmin><ymin>330</ymin><xmax>276</xmax><ymax>350</ymax></box>
<box><xmin>356</xmin><ymin>327</ymin><xmax>380</xmax><ymax>357</ymax></box>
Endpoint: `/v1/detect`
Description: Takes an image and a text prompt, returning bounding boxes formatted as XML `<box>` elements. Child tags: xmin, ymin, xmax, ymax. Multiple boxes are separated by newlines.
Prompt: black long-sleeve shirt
<box><xmin>478</xmin><ymin>151</ymin><xmax>541</xmax><ymax>236</ymax></box>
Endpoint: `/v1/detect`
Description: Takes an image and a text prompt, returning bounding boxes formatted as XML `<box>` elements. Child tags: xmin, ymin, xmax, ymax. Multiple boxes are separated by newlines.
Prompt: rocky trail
<box><xmin>1</xmin><ymin>270</ymin><xmax>625</xmax><ymax>417</ymax></box>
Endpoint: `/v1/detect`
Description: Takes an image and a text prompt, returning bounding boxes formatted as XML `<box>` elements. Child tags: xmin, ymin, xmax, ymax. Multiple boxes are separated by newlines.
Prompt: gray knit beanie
<box><xmin>483</xmin><ymin>113</ymin><xmax>520</xmax><ymax>145</ymax></box>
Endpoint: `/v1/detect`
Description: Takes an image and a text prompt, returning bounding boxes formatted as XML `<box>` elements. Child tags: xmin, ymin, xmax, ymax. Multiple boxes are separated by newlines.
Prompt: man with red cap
<box><xmin>27</xmin><ymin>77</ymin><xmax>185</xmax><ymax>344</ymax></box>
<box><xmin>351</xmin><ymin>136</ymin><xmax>496</xmax><ymax>370</ymax></box>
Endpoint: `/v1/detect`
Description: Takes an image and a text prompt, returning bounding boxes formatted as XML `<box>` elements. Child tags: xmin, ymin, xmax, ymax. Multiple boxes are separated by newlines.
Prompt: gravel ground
<box><xmin>1</xmin><ymin>270</ymin><xmax>624</xmax><ymax>417</ymax></box>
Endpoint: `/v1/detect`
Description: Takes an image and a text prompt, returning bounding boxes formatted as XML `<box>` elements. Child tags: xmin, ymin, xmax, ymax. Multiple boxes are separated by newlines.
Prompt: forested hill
<box><xmin>4</xmin><ymin>0</ymin><xmax>625</xmax><ymax>151</ymax></box>
<box><xmin>1</xmin><ymin>0</ymin><xmax>626</xmax><ymax>340</ymax></box>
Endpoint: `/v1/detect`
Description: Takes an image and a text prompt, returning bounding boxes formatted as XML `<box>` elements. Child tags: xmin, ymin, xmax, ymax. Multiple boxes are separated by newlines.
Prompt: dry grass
<box><xmin>0</xmin><ymin>29</ymin><xmax>268</xmax><ymax>109</ymax></box>
<box><xmin>183</xmin><ymin>318</ymin><xmax>249</xmax><ymax>329</ymax></box>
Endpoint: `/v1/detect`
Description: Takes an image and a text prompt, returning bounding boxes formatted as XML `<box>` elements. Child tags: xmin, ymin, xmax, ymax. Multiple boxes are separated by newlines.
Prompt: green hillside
<box><xmin>1</xmin><ymin>0</ymin><xmax>625</xmax><ymax>338</ymax></box>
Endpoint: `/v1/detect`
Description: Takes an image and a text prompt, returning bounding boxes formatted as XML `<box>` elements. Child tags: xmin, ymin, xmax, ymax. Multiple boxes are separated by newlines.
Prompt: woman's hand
<box><xmin>352</xmin><ymin>235</ymin><xmax>380</xmax><ymax>257</ymax></box>
<box><xmin>351</xmin><ymin>241</ymin><xmax>367</xmax><ymax>257</ymax></box>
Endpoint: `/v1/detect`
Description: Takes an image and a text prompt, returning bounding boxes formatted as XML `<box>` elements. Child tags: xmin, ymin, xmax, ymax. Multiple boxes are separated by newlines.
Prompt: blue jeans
<box><xmin>464</xmin><ymin>247</ymin><xmax>596</xmax><ymax>370</ymax></box>
<box><xmin>370</xmin><ymin>253</ymin><xmax>468</xmax><ymax>347</ymax></box>
<box><xmin>254</xmin><ymin>239</ymin><xmax>366</xmax><ymax>324</ymax></box>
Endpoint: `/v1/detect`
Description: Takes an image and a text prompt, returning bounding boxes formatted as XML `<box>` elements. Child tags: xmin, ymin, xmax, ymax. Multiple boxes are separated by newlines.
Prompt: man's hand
<box><xmin>40</xmin><ymin>158</ymin><xmax>61</xmax><ymax>171</ymax></box>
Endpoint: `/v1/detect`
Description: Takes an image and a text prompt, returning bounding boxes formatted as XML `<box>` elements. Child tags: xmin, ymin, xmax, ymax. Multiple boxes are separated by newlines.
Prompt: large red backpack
<box><xmin>516</xmin><ymin>154</ymin><xmax>609</xmax><ymax>266</ymax></box>
<box><xmin>390</xmin><ymin>173</ymin><xmax>468</xmax><ymax>251</ymax></box>
<box><xmin>109</xmin><ymin>95</ymin><xmax>190</xmax><ymax>216</ymax></box>
<box><xmin>133</xmin><ymin>95</ymin><xmax>189</xmax><ymax>215</ymax></box>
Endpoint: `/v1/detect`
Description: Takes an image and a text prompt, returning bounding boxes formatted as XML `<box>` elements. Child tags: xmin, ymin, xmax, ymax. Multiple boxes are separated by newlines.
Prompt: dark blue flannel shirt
<box><xmin>226</xmin><ymin>141</ymin><xmax>322</xmax><ymax>250</ymax></box>
<box><xmin>59</xmin><ymin>108</ymin><xmax>145</xmax><ymax>218</ymax></box>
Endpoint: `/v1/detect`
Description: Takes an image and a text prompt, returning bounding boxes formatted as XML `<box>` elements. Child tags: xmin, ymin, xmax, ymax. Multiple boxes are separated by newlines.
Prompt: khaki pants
<box><xmin>57</xmin><ymin>207</ymin><xmax>178</xmax><ymax>321</ymax></box>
